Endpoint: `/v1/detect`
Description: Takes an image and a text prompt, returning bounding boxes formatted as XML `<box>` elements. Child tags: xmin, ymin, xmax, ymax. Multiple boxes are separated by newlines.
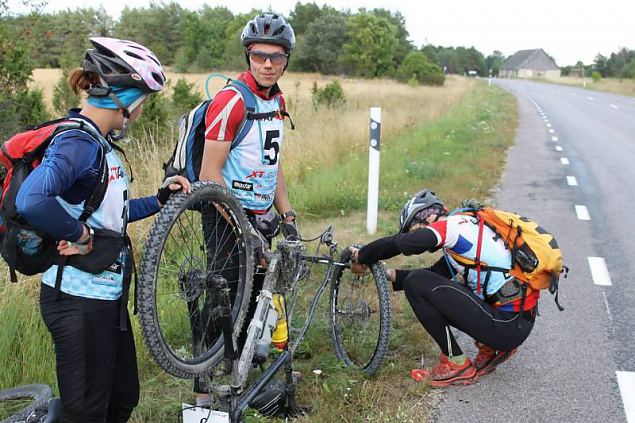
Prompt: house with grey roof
<box><xmin>500</xmin><ymin>49</ymin><xmax>560</xmax><ymax>78</ymax></box>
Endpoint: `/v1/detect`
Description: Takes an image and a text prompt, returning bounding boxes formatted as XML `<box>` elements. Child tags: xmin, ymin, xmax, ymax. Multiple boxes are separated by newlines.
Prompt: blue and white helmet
<box><xmin>399</xmin><ymin>189</ymin><xmax>446</xmax><ymax>233</ymax></box>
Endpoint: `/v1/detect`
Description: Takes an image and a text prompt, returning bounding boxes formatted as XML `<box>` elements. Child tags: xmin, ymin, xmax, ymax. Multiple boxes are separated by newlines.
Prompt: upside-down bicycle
<box><xmin>137</xmin><ymin>181</ymin><xmax>392</xmax><ymax>421</ymax></box>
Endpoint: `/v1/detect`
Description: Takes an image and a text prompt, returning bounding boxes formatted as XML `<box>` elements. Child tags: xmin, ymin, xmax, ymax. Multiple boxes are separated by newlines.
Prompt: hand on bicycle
<box><xmin>157</xmin><ymin>174</ymin><xmax>191</xmax><ymax>206</ymax></box>
<box><xmin>349</xmin><ymin>246</ymin><xmax>369</xmax><ymax>275</ymax></box>
<box><xmin>280</xmin><ymin>210</ymin><xmax>300</xmax><ymax>240</ymax></box>
<box><xmin>251</xmin><ymin>226</ymin><xmax>271</xmax><ymax>268</ymax></box>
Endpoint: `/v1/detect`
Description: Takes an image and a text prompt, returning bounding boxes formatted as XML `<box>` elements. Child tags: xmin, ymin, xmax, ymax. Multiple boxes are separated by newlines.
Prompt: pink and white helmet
<box><xmin>84</xmin><ymin>37</ymin><xmax>166</xmax><ymax>93</ymax></box>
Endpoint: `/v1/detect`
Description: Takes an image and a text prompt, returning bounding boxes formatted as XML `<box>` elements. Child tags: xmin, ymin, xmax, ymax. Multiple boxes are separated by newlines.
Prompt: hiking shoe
<box><xmin>411</xmin><ymin>354</ymin><xmax>478</xmax><ymax>387</ymax></box>
<box><xmin>474</xmin><ymin>341</ymin><xmax>517</xmax><ymax>376</ymax></box>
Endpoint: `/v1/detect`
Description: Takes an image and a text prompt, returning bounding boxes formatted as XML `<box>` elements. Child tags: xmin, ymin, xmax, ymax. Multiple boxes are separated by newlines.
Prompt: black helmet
<box><xmin>399</xmin><ymin>189</ymin><xmax>446</xmax><ymax>233</ymax></box>
<box><xmin>241</xmin><ymin>13</ymin><xmax>296</xmax><ymax>52</ymax></box>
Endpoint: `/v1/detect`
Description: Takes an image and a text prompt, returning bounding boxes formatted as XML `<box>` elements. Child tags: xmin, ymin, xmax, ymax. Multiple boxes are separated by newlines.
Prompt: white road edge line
<box><xmin>574</xmin><ymin>205</ymin><xmax>590</xmax><ymax>220</ymax></box>
<box><xmin>566</xmin><ymin>176</ymin><xmax>578</xmax><ymax>185</ymax></box>
<box><xmin>616</xmin><ymin>371</ymin><xmax>635</xmax><ymax>423</ymax></box>
<box><xmin>560</xmin><ymin>157</ymin><xmax>569</xmax><ymax>165</ymax></box>
<box><xmin>587</xmin><ymin>257</ymin><xmax>612</xmax><ymax>286</ymax></box>
<box><xmin>555</xmin><ymin>146</ymin><xmax>564</xmax><ymax>152</ymax></box>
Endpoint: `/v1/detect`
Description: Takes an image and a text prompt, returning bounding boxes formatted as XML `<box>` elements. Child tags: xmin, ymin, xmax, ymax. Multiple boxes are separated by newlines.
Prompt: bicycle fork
<box><xmin>231</xmin><ymin>255</ymin><xmax>280</xmax><ymax>391</ymax></box>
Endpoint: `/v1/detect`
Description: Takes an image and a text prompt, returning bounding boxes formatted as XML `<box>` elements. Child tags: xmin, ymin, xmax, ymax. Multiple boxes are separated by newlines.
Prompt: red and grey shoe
<box><xmin>411</xmin><ymin>354</ymin><xmax>478</xmax><ymax>387</ymax></box>
<box><xmin>474</xmin><ymin>341</ymin><xmax>517</xmax><ymax>376</ymax></box>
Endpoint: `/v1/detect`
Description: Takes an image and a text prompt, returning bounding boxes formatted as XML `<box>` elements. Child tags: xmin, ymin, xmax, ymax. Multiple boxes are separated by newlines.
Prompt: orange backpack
<box><xmin>452</xmin><ymin>206</ymin><xmax>568</xmax><ymax>311</ymax></box>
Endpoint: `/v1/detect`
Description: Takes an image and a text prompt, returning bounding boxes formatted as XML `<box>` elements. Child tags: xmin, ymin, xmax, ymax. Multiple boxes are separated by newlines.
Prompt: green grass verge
<box><xmin>290</xmin><ymin>82</ymin><xmax>517</xmax><ymax>220</ymax></box>
<box><xmin>0</xmin><ymin>81</ymin><xmax>516</xmax><ymax>422</ymax></box>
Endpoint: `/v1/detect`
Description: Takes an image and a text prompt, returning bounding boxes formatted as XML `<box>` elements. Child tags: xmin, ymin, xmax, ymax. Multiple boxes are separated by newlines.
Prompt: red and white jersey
<box><xmin>428</xmin><ymin>214</ymin><xmax>513</xmax><ymax>298</ymax></box>
<box><xmin>204</xmin><ymin>72</ymin><xmax>287</xmax><ymax>212</ymax></box>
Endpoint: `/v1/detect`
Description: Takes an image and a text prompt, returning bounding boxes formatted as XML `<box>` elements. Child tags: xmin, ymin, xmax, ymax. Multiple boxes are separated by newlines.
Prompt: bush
<box><xmin>311</xmin><ymin>80</ymin><xmax>346</xmax><ymax>110</ymax></box>
<box><xmin>52</xmin><ymin>69</ymin><xmax>80</xmax><ymax>115</ymax></box>
<box><xmin>131</xmin><ymin>91</ymin><xmax>172</xmax><ymax>138</ymax></box>
<box><xmin>591</xmin><ymin>71</ymin><xmax>602</xmax><ymax>82</ymax></box>
<box><xmin>172</xmin><ymin>78</ymin><xmax>203</xmax><ymax>116</ymax></box>
<box><xmin>396</xmin><ymin>51</ymin><xmax>445</xmax><ymax>86</ymax></box>
<box><xmin>0</xmin><ymin>90</ymin><xmax>51</xmax><ymax>141</ymax></box>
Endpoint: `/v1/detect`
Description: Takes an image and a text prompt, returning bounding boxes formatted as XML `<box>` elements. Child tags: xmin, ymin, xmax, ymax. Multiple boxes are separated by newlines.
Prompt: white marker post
<box><xmin>367</xmin><ymin>107</ymin><xmax>381</xmax><ymax>234</ymax></box>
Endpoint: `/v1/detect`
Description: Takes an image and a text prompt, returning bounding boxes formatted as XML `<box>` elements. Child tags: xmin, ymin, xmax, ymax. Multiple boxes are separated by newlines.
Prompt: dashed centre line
<box><xmin>552</xmin><ymin>136</ymin><xmax>559</xmax><ymax>142</ymax></box>
<box><xmin>555</xmin><ymin>146</ymin><xmax>564</xmax><ymax>152</ymax></box>
<box><xmin>610</xmin><ymin>104</ymin><xmax>619</xmax><ymax>109</ymax></box>
<box><xmin>574</xmin><ymin>205</ymin><xmax>590</xmax><ymax>220</ymax></box>
<box><xmin>549</xmin><ymin>129</ymin><xmax>555</xmax><ymax>133</ymax></box>
<box><xmin>560</xmin><ymin>157</ymin><xmax>570</xmax><ymax>165</ymax></box>
<box><xmin>587</xmin><ymin>257</ymin><xmax>612</xmax><ymax>286</ymax></box>
<box><xmin>566</xmin><ymin>176</ymin><xmax>578</xmax><ymax>185</ymax></box>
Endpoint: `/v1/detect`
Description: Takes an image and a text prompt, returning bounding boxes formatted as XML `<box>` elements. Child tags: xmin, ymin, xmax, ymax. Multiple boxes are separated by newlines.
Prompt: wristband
<box><xmin>76</xmin><ymin>223</ymin><xmax>94</xmax><ymax>246</ymax></box>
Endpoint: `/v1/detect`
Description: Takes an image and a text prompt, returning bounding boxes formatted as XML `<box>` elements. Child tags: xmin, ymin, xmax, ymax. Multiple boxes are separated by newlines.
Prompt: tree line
<box><xmin>2</xmin><ymin>2</ymin><xmax>514</xmax><ymax>83</ymax></box>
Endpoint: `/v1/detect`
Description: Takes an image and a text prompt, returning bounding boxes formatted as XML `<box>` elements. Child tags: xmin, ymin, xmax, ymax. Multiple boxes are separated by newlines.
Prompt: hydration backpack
<box><xmin>449</xmin><ymin>205</ymin><xmax>568</xmax><ymax>310</ymax></box>
<box><xmin>0</xmin><ymin>118</ymin><xmax>108</xmax><ymax>282</ymax></box>
<box><xmin>165</xmin><ymin>78</ymin><xmax>256</xmax><ymax>181</ymax></box>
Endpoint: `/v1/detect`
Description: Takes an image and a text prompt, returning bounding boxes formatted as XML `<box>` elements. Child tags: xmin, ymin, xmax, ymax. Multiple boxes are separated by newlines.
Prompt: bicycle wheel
<box><xmin>330</xmin><ymin>248</ymin><xmax>391</xmax><ymax>375</ymax></box>
<box><xmin>138</xmin><ymin>181</ymin><xmax>254</xmax><ymax>379</ymax></box>
<box><xmin>0</xmin><ymin>384</ymin><xmax>52</xmax><ymax>423</ymax></box>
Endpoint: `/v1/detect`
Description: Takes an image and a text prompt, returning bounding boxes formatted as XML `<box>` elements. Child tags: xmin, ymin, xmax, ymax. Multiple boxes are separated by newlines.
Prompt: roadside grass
<box><xmin>2</xmin><ymin>75</ymin><xmax>516</xmax><ymax>422</ymax></box>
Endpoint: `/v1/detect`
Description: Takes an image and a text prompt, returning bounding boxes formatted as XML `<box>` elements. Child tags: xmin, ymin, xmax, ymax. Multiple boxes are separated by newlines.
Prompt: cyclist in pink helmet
<box><xmin>16</xmin><ymin>37</ymin><xmax>189</xmax><ymax>422</ymax></box>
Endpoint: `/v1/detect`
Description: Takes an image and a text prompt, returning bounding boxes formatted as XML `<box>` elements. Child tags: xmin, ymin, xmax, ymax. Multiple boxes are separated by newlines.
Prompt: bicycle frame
<box><xmin>215</xmin><ymin>228</ymin><xmax>347</xmax><ymax>421</ymax></box>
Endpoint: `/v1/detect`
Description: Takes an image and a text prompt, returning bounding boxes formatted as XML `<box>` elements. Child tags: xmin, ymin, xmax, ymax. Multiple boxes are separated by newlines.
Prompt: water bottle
<box><xmin>271</xmin><ymin>294</ymin><xmax>288</xmax><ymax>350</ymax></box>
<box><xmin>17</xmin><ymin>229</ymin><xmax>43</xmax><ymax>256</ymax></box>
<box><xmin>253</xmin><ymin>300</ymin><xmax>278</xmax><ymax>364</ymax></box>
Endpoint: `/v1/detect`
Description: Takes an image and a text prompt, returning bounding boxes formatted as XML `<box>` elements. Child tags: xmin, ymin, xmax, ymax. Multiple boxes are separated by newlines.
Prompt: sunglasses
<box><xmin>249</xmin><ymin>51</ymin><xmax>289</xmax><ymax>66</ymax></box>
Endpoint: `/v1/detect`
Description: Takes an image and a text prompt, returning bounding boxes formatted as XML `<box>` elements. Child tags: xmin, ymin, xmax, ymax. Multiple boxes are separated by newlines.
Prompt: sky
<box><xmin>12</xmin><ymin>0</ymin><xmax>635</xmax><ymax>66</ymax></box>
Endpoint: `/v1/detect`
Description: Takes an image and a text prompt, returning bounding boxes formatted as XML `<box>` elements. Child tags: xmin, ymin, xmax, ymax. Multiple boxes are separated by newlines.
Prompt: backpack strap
<box><xmin>475</xmin><ymin>216</ymin><xmax>484</xmax><ymax>295</ymax></box>
<box><xmin>228</xmin><ymin>79</ymin><xmax>258</xmax><ymax>150</ymax></box>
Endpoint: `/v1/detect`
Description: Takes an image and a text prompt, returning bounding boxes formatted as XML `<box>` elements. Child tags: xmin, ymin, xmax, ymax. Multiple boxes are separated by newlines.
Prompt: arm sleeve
<box><xmin>128</xmin><ymin>196</ymin><xmax>161</xmax><ymax>222</ymax></box>
<box><xmin>204</xmin><ymin>89</ymin><xmax>246</xmax><ymax>142</ymax></box>
<box><xmin>16</xmin><ymin>132</ymin><xmax>101</xmax><ymax>241</ymax></box>
<box><xmin>357</xmin><ymin>235</ymin><xmax>402</xmax><ymax>265</ymax></box>
<box><xmin>357</xmin><ymin>227</ymin><xmax>441</xmax><ymax>265</ymax></box>
<box><xmin>394</xmin><ymin>227</ymin><xmax>442</xmax><ymax>256</ymax></box>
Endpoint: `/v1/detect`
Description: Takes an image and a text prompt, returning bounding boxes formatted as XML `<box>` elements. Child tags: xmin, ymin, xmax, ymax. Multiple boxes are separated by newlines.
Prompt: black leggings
<box><xmin>402</xmin><ymin>269</ymin><xmax>534</xmax><ymax>357</ymax></box>
<box><xmin>40</xmin><ymin>284</ymin><xmax>139</xmax><ymax>423</ymax></box>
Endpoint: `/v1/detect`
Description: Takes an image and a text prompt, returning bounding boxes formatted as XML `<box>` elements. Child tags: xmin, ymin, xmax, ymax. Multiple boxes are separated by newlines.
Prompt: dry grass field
<box><xmin>543</xmin><ymin>75</ymin><xmax>635</xmax><ymax>97</ymax></box>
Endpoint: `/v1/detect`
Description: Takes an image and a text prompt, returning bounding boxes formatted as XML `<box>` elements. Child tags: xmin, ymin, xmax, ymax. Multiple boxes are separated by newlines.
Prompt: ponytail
<box><xmin>68</xmin><ymin>69</ymin><xmax>100</xmax><ymax>95</ymax></box>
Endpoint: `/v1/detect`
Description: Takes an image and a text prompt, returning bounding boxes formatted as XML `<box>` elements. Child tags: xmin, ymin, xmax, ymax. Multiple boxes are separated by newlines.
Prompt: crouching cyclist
<box><xmin>350</xmin><ymin>189</ymin><xmax>537</xmax><ymax>387</ymax></box>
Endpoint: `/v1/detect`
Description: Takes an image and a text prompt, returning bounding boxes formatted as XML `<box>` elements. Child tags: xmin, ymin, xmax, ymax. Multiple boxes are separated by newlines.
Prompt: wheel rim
<box><xmin>332</xmin><ymin>269</ymin><xmax>383</xmax><ymax>370</ymax></box>
<box><xmin>154</xmin><ymin>192</ymin><xmax>249</xmax><ymax>367</ymax></box>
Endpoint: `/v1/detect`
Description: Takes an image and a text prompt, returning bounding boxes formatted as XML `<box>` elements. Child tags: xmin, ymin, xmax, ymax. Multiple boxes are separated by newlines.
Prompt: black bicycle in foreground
<box><xmin>137</xmin><ymin>181</ymin><xmax>392</xmax><ymax>422</ymax></box>
<box><xmin>0</xmin><ymin>384</ymin><xmax>60</xmax><ymax>423</ymax></box>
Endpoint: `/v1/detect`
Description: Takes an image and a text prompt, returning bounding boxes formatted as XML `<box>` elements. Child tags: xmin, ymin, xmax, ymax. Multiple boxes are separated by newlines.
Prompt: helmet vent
<box><xmin>124</xmin><ymin>50</ymin><xmax>143</xmax><ymax>60</ymax></box>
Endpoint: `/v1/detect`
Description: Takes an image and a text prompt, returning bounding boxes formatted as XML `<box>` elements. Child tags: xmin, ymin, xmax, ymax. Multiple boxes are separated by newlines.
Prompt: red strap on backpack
<box><xmin>475</xmin><ymin>216</ymin><xmax>485</xmax><ymax>295</ymax></box>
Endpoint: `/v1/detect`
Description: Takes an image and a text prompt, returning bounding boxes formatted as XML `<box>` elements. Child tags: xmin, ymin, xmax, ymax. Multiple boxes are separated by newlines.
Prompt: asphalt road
<box><xmin>434</xmin><ymin>79</ymin><xmax>635</xmax><ymax>423</ymax></box>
